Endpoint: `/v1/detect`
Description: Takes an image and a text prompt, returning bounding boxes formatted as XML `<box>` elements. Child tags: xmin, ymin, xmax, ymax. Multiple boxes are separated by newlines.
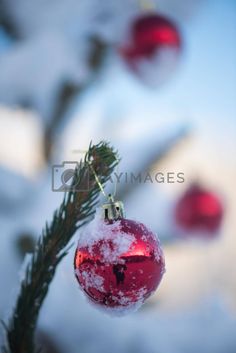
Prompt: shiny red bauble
<box><xmin>74</xmin><ymin>213</ymin><xmax>165</xmax><ymax>314</ymax></box>
<box><xmin>119</xmin><ymin>13</ymin><xmax>182</xmax><ymax>86</ymax></box>
<box><xmin>175</xmin><ymin>185</ymin><xmax>224</xmax><ymax>236</ymax></box>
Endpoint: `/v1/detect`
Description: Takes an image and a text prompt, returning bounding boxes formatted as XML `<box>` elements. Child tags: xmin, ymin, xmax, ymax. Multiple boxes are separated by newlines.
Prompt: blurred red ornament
<box><xmin>74</xmin><ymin>207</ymin><xmax>165</xmax><ymax>315</ymax></box>
<box><xmin>119</xmin><ymin>13</ymin><xmax>182</xmax><ymax>86</ymax></box>
<box><xmin>175</xmin><ymin>185</ymin><xmax>224</xmax><ymax>236</ymax></box>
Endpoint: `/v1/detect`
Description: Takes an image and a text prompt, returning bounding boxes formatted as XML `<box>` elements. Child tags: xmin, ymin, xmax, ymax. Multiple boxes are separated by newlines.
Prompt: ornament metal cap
<box><xmin>102</xmin><ymin>194</ymin><xmax>125</xmax><ymax>221</ymax></box>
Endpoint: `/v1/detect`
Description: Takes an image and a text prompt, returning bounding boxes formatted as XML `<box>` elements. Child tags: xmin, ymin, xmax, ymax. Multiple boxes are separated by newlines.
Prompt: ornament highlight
<box><xmin>119</xmin><ymin>13</ymin><xmax>182</xmax><ymax>86</ymax></box>
<box><xmin>175</xmin><ymin>185</ymin><xmax>224</xmax><ymax>237</ymax></box>
<box><xmin>74</xmin><ymin>198</ymin><xmax>165</xmax><ymax>315</ymax></box>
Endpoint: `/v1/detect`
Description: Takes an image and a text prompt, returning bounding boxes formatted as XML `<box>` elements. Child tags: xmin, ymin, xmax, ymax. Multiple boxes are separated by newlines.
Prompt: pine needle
<box><xmin>2</xmin><ymin>141</ymin><xmax>118</xmax><ymax>353</ymax></box>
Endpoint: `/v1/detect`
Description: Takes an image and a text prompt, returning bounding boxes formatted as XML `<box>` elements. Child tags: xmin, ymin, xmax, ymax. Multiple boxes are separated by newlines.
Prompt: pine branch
<box><xmin>43</xmin><ymin>37</ymin><xmax>107</xmax><ymax>162</ymax></box>
<box><xmin>2</xmin><ymin>141</ymin><xmax>119</xmax><ymax>353</ymax></box>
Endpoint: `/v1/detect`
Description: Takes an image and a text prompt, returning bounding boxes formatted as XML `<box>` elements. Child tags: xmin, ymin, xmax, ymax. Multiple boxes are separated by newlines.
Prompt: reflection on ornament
<box><xmin>74</xmin><ymin>201</ymin><xmax>165</xmax><ymax>316</ymax></box>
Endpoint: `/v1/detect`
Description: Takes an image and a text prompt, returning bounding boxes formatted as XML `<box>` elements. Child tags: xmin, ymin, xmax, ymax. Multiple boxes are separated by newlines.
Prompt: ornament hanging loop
<box><xmin>87</xmin><ymin>154</ymin><xmax>119</xmax><ymax>202</ymax></box>
<box><xmin>102</xmin><ymin>194</ymin><xmax>125</xmax><ymax>221</ymax></box>
<box><xmin>88</xmin><ymin>158</ymin><xmax>125</xmax><ymax>220</ymax></box>
<box><xmin>88</xmin><ymin>162</ymin><xmax>107</xmax><ymax>198</ymax></box>
<box><xmin>73</xmin><ymin>148</ymin><xmax>124</xmax><ymax>219</ymax></box>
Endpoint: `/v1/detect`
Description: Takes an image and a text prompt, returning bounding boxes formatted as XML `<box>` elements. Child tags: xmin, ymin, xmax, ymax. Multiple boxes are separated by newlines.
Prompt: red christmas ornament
<box><xmin>119</xmin><ymin>13</ymin><xmax>182</xmax><ymax>86</ymax></box>
<box><xmin>74</xmin><ymin>198</ymin><xmax>165</xmax><ymax>315</ymax></box>
<box><xmin>175</xmin><ymin>185</ymin><xmax>224</xmax><ymax>236</ymax></box>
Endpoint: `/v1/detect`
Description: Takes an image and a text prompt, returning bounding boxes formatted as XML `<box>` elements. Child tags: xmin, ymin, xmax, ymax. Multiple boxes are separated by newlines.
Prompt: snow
<box><xmin>0</xmin><ymin>166</ymin><xmax>35</xmax><ymax>212</ymax></box>
<box><xmin>78</xmin><ymin>269</ymin><xmax>105</xmax><ymax>292</ymax></box>
<box><xmin>0</xmin><ymin>32</ymin><xmax>88</xmax><ymax>123</ymax></box>
<box><xmin>40</xmin><ymin>245</ymin><xmax>236</xmax><ymax>353</ymax></box>
<box><xmin>0</xmin><ymin>106</ymin><xmax>44</xmax><ymax>176</ymax></box>
<box><xmin>0</xmin><ymin>146</ymin><xmax>235</xmax><ymax>352</ymax></box>
<box><xmin>75</xmin><ymin>208</ymin><xmax>165</xmax><ymax>316</ymax></box>
<box><xmin>137</xmin><ymin>221</ymin><xmax>164</xmax><ymax>262</ymax></box>
<box><xmin>133</xmin><ymin>47</ymin><xmax>181</xmax><ymax>88</ymax></box>
<box><xmin>86</xmin><ymin>286</ymin><xmax>149</xmax><ymax>317</ymax></box>
<box><xmin>77</xmin><ymin>208</ymin><xmax>135</xmax><ymax>263</ymax></box>
<box><xmin>0</xmin><ymin>1</ymin><xmax>133</xmax><ymax>124</ymax></box>
<box><xmin>0</xmin><ymin>0</ymin><xmax>202</xmax><ymax>126</ymax></box>
<box><xmin>0</xmin><ymin>0</ymin><xmax>236</xmax><ymax>350</ymax></box>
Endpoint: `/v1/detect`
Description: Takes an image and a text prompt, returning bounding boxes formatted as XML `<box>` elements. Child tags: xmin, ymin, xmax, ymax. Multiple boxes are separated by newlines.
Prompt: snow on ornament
<box><xmin>175</xmin><ymin>184</ymin><xmax>224</xmax><ymax>238</ymax></box>
<box><xmin>119</xmin><ymin>13</ymin><xmax>182</xmax><ymax>87</ymax></box>
<box><xmin>74</xmin><ymin>196</ymin><xmax>165</xmax><ymax>315</ymax></box>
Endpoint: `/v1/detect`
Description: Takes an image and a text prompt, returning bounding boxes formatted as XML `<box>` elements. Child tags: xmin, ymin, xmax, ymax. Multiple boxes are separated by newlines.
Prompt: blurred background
<box><xmin>0</xmin><ymin>0</ymin><xmax>236</xmax><ymax>352</ymax></box>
